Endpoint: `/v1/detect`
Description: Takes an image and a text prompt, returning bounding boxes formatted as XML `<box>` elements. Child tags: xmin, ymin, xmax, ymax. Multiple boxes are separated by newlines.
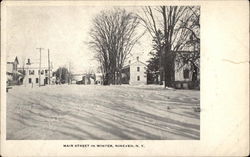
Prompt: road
<box><xmin>7</xmin><ymin>85</ymin><xmax>200</xmax><ymax>140</ymax></box>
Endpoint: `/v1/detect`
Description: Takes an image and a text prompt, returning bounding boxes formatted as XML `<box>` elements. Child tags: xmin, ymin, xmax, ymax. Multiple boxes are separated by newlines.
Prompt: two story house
<box><xmin>17</xmin><ymin>59</ymin><xmax>53</xmax><ymax>86</ymax></box>
<box><xmin>121</xmin><ymin>56</ymin><xmax>147</xmax><ymax>85</ymax></box>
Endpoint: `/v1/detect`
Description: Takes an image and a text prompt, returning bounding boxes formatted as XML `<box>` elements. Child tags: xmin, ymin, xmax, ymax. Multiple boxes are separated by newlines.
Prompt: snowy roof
<box><xmin>122</xmin><ymin>65</ymin><xmax>130</xmax><ymax>69</ymax></box>
<box><xmin>16</xmin><ymin>57</ymin><xmax>52</xmax><ymax>69</ymax></box>
<box><xmin>130</xmin><ymin>60</ymin><xmax>147</xmax><ymax>66</ymax></box>
<box><xmin>122</xmin><ymin>59</ymin><xmax>147</xmax><ymax>69</ymax></box>
<box><xmin>7</xmin><ymin>56</ymin><xmax>19</xmax><ymax>64</ymax></box>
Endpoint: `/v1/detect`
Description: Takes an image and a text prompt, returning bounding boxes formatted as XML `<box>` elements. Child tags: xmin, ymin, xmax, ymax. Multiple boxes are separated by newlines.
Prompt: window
<box><xmin>36</xmin><ymin>78</ymin><xmax>39</xmax><ymax>83</ymax></box>
<box><xmin>29</xmin><ymin>70</ymin><xmax>34</xmax><ymax>75</ymax></box>
<box><xmin>137</xmin><ymin>76</ymin><xmax>140</xmax><ymax>81</ymax></box>
<box><xmin>183</xmin><ymin>69</ymin><xmax>189</xmax><ymax>79</ymax></box>
<box><xmin>45</xmin><ymin>70</ymin><xmax>48</xmax><ymax>74</ymax></box>
<box><xmin>38</xmin><ymin>70</ymin><xmax>44</xmax><ymax>75</ymax></box>
<box><xmin>137</xmin><ymin>67</ymin><xmax>140</xmax><ymax>72</ymax></box>
<box><xmin>29</xmin><ymin>78</ymin><xmax>32</xmax><ymax>83</ymax></box>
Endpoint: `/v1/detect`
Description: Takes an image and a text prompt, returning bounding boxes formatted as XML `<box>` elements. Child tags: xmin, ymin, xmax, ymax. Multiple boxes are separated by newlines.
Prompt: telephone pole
<box><xmin>37</xmin><ymin>48</ymin><xmax>44</xmax><ymax>87</ymax></box>
<box><xmin>68</xmin><ymin>62</ymin><xmax>71</xmax><ymax>85</ymax></box>
<box><xmin>48</xmin><ymin>49</ymin><xmax>51</xmax><ymax>85</ymax></box>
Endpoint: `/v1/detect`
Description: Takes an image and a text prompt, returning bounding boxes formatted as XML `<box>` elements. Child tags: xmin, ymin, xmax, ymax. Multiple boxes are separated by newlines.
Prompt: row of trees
<box><xmin>142</xmin><ymin>6</ymin><xmax>200</xmax><ymax>86</ymax></box>
<box><xmin>89</xmin><ymin>6</ymin><xmax>200</xmax><ymax>87</ymax></box>
<box><xmin>89</xmin><ymin>9</ymin><xmax>144</xmax><ymax>85</ymax></box>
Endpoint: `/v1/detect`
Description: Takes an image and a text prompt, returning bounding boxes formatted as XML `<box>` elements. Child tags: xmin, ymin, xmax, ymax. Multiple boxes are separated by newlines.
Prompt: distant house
<box><xmin>71</xmin><ymin>74</ymin><xmax>84</xmax><ymax>84</ymax></box>
<box><xmin>137</xmin><ymin>51</ymin><xmax>199</xmax><ymax>89</ymax></box>
<box><xmin>71</xmin><ymin>73</ymin><xmax>96</xmax><ymax>85</ymax></box>
<box><xmin>6</xmin><ymin>56</ymin><xmax>23</xmax><ymax>85</ymax></box>
<box><xmin>82</xmin><ymin>74</ymin><xmax>95</xmax><ymax>85</ymax></box>
<box><xmin>17</xmin><ymin>58</ymin><xmax>53</xmax><ymax>86</ymax></box>
<box><xmin>121</xmin><ymin>56</ymin><xmax>147</xmax><ymax>85</ymax></box>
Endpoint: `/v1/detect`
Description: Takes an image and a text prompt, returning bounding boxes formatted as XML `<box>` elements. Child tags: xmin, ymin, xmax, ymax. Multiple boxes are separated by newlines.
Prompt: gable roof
<box><xmin>122</xmin><ymin>60</ymin><xmax>147</xmax><ymax>70</ymax></box>
<box><xmin>122</xmin><ymin>65</ymin><xmax>130</xmax><ymax>69</ymax></box>
<box><xmin>14</xmin><ymin>56</ymin><xmax>19</xmax><ymax>64</ymax></box>
<box><xmin>7</xmin><ymin>56</ymin><xmax>19</xmax><ymax>64</ymax></box>
<box><xmin>130</xmin><ymin>60</ymin><xmax>147</xmax><ymax>66</ymax></box>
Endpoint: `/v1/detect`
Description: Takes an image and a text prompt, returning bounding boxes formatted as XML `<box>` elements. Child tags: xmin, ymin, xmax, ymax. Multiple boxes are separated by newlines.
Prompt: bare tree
<box><xmin>140</xmin><ymin>6</ymin><xmax>200</xmax><ymax>87</ymax></box>
<box><xmin>175</xmin><ymin>6</ymin><xmax>200</xmax><ymax>82</ymax></box>
<box><xmin>89</xmin><ymin>8</ymin><xmax>143</xmax><ymax>85</ymax></box>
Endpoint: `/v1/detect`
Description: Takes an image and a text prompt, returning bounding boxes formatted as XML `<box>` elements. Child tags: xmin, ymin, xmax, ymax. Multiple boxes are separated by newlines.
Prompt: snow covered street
<box><xmin>7</xmin><ymin>85</ymin><xmax>200</xmax><ymax>140</ymax></box>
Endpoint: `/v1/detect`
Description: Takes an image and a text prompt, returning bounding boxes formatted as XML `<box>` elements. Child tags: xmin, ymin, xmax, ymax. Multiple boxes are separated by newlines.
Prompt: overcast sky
<box><xmin>6</xmin><ymin>5</ymin><xmax>152</xmax><ymax>74</ymax></box>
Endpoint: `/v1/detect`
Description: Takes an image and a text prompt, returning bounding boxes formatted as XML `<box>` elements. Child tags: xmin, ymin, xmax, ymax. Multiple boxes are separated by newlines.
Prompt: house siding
<box><xmin>129</xmin><ymin>62</ymin><xmax>147</xmax><ymax>85</ymax></box>
<box><xmin>18</xmin><ymin>67</ymin><xmax>52</xmax><ymax>86</ymax></box>
<box><xmin>174</xmin><ymin>63</ymin><xmax>192</xmax><ymax>82</ymax></box>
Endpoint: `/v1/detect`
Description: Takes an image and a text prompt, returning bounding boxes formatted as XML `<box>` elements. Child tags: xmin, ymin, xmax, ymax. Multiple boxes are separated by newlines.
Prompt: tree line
<box><xmin>89</xmin><ymin>6</ymin><xmax>200</xmax><ymax>87</ymax></box>
<box><xmin>142</xmin><ymin>6</ymin><xmax>200</xmax><ymax>86</ymax></box>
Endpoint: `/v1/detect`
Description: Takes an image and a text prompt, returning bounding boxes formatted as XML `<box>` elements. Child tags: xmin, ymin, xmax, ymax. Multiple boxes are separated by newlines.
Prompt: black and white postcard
<box><xmin>1</xmin><ymin>0</ymin><xmax>249</xmax><ymax>156</ymax></box>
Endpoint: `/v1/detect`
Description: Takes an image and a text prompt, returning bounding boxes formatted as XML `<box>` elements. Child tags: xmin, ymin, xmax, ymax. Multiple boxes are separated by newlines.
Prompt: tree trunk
<box><xmin>118</xmin><ymin>70</ymin><xmax>122</xmax><ymax>85</ymax></box>
<box><xmin>104</xmin><ymin>73</ymin><xmax>109</xmax><ymax>85</ymax></box>
<box><xmin>192</xmin><ymin>65</ymin><xmax>198</xmax><ymax>82</ymax></box>
<box><xmin>164</xmin><ymin>46</ymin><xmax>172</xmax><ymax>87</ymax></box>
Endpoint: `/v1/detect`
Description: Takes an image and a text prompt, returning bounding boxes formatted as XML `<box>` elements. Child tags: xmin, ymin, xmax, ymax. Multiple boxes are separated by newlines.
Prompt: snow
<box><xmin>7</xmin><ymin>84</ymin><xmax>200</xmax><ymax>140</ymax></box>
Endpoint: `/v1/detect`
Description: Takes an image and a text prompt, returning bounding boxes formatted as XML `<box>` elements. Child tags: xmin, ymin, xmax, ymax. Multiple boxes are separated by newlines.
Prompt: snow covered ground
<box><xmin>7</xmin><ymin>84</ymin><xmax>200</xmax><ymax>140</ymax></box>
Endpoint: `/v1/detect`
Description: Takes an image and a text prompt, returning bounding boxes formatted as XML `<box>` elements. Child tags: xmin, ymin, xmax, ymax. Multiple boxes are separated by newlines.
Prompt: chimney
<box><xmin>26</xmin><ymin>58</ymin><xmax>31</xmax><ymax>65</ymax></box>
<box><xmin>136</xmin><ymin>56</ymin><xmax>139</xmax><ymax>61</ymax></box>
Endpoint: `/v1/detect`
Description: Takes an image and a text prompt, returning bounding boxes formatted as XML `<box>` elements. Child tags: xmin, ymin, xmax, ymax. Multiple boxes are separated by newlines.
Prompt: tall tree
<box><xmin>55</xmin><ymin>67</ymin><xmax>70</xmax><ymax>84</ymax></box>
<box><xmin>146</xmin><ymin>31</ymin><xmax>164</xmax><ymax>84</ymax></box>
<box><xmin>89</xmin><ymin>8</ymin><xmax>143</xmax><ymax>85</ymax></box>
<box><xmin>176</xmin><ymin>6</ymin><xmax>200</xmax><ymax>82</ymax></box>
<box><xmin>140</xmin><ymin>6</ymin><xmax>200</xmax><ymax>87</ymax></box>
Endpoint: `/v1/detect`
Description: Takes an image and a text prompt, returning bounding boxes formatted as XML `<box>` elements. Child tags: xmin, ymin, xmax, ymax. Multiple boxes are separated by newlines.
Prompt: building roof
<box><xmin>7</xmin><ymin>56</ymin><xmax>19</xmax><ymax>64</ymax></box>
<box><xmin>122</xmin><ymin>60</ymin><xmax>147</xmax><ymax>70</ymax></box>
<box><xmin>130</xmin><ymin>60</ymin><xmax>147</xmax><ymax>66</ymax></box>
<box><xmin>122</xmin><ymin>65</ymin><xmax>130</xmax><ymax>69</ymax></box>
<box><xmin>14</xmin><ymin>57</ymin><xmax>19</xmax><ymax>64</ymax></box>
<box><xmin>17</xmin><ymin>66</ymin><xmax>50</xmax><ymax>70</ymax></box>
<box><xmin>16</xmin><ymin>57</ymin><xmax>53</xmax><ymax>70</ymax></box>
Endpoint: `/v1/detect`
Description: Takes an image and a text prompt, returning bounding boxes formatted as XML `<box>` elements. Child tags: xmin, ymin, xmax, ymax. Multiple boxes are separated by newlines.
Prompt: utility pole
<box><xmin>48</xmin><ymin>49</ymin><xmax>51</xmax><ymax>85</ymax></box>
<box><xmin>37</xmin><ymin>48</ymin><xmax>44</xmax><ymax>87</ymax></box>
<box><xmin>68</xmin><ymin>62</ymin><xmax>71</xmax><ymax>85</ymax></box>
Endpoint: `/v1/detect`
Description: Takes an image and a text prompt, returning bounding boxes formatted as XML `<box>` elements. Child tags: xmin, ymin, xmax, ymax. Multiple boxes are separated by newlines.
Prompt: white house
<box><xmin>173</xmin><ymin>51</ymin><xmax>200</xmax><ymax>89</ymax></box>
<box><xmin>17</xmin><ymin>59</ymin><xmax>53</xmax><ymax>86</ymax></box>
<box><xmin>121</xmin><ymin>56</ymin><xmax>147</xmax><ymax>85</ymax></box>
